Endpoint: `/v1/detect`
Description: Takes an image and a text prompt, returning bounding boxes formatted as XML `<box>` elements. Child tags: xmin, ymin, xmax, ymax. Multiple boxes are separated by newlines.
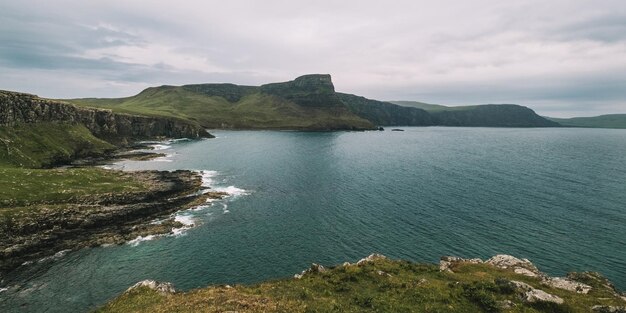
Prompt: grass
<box><xmin>0</xmin><ymin>167</ymin><xmax>145</xmax><ymax>209</ymax></box>
<box><xmin>97</xmin><ymin>258</ymin><xmax>625</xmax><ymax>313</ymax></box>
<box><xmin>0</xmin><ymin>122</ymin><xmax>146</xmax><ymax>214</ymax></box>
<box><xmin>66</xmin><ymin>86</ymin><xmax>374</xmax><ymax>130</ymax></box>
<box><xmin>0</xmin><ymin>122</ymin><xmax>115</xmax><ymax>168</ymax></box>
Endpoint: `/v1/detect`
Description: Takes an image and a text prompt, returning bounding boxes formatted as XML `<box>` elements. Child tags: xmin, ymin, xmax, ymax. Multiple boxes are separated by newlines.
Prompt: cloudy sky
<box><xmin>1</xmin><ymin>0</ymin><xmax>625</xmax><ymax>117</ymax></box>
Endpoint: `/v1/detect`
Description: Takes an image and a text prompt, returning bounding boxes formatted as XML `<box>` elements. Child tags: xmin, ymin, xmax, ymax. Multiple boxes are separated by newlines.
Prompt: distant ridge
<box><xmin>391</xmin><ymin>100</ymin><xmax>560</xmax><ymax>127</ymax></box>
<box><xmin>548</xmin><ymin>114</ymin><xmax>626</xmax><ymax>129</ymax></box>
<box><xmin>65</xmin><ymin>74</ymin><xmax>560</xmax><ymax>129</ymax></box>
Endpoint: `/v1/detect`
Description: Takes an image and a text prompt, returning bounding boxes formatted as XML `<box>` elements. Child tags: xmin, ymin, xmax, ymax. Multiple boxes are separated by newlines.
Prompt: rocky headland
<box><xmin>0</xmin><ymin>169</ymin><xmax>226</xmax><ymax>274</ymax></box>
<box><xmin>0</xmin><ymin>90</ymin><xmax>211</xmax><ymax>143</ymax></box>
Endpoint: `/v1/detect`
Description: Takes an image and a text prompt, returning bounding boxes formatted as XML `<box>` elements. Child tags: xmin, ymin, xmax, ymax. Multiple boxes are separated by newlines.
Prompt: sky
<box><xmin>1</xmin><ymin>0</ymin><xmax>625</xmax><ymax>117</ymax></box>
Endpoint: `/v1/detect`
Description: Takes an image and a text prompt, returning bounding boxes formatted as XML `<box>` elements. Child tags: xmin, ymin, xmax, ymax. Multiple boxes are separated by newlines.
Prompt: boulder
<box><xmin>486</xmin><ymin>255</ymin><xmax>541</xmax><ymax>277</ymax></box>
<box><xmin>510</xmin><ymin>280</ymin><xmax>563</xmax><ymax>304</ymax></box>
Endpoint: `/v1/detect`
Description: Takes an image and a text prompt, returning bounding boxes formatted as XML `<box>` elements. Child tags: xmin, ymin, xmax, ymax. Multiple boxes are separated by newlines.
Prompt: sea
<box><xmin>1</xmin><ymin>127</ymin><xmax>625</xmax><ymax>312</ymax></box>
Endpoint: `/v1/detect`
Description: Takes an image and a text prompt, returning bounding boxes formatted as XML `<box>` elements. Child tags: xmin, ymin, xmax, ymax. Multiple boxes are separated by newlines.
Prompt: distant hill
<box><xmin>66</xmin><ymin>74</ymin><xmax>561</xmax><ymax>129</ymax></box>
<box><xmin>338</xmin><ymin>94</ymin><xmax>434</xmax><ymax>126</ymax></box>
<box><xmin>68</xmin><ymin>75</ymin><xmax>375</xmax><ymax>131</ymax></box>
<box><xmin>548</xmin><ymin>114</ymin><xmax>626</xmax><ymax>129</ymax></box>
<box><xmin>391</xmin><ymin>101</ymin><xmax>560</xmax><ymax>127</ymax></box>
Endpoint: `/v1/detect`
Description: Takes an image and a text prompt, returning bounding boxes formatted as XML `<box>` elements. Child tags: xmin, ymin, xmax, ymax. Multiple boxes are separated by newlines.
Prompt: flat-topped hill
<box><xmin>66</xmin><ymin>74</ymin><xmax>560</xmax><ymax>130</ymax></box>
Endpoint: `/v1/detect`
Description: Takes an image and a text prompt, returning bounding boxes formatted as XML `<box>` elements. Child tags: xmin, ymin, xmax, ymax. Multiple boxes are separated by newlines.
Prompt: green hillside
<box><xmin>548</xmin><ymin>114</ymin><xmax>626</xmax><ymax>129</ymax></box>
<box><xmin>68</xmin><ymin>75</ymin><xmax>375</xmax><ymax>131</ymax></box>
<box><xmin>0</xmin><ymin>122</ymin><xmax>115</xmax><ymax>168</ymax></box>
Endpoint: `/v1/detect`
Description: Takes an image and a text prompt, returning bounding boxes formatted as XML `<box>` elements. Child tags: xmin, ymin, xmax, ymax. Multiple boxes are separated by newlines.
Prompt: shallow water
<box><xmin>1</xmin><ymin>127</ymin><xmax>625</xmax><ymax>312</ymax></box>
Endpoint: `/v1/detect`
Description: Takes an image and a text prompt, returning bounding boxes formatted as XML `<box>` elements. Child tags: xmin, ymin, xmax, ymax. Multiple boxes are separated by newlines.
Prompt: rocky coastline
<box><xmin>0</xmin><ymin>168</ymin><xmax>225</xmax><ymax>275</ymax></box>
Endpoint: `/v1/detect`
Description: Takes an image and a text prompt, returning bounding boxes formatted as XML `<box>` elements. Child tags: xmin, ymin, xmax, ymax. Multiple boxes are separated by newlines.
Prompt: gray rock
<box><xmin>356</xmin><ymin>253</ymin><xmax>387</xmax><ymax>266</ymax></box>
<box><xmin>592</xmin><ymin>305</ymin><xmax>626</xmax><ymax>313</ymax></box>
<box><xmin>439</xmin><ymin>256</ymin><xmax>483</xmax><ymax>272</ymax></box>
<box><xmin>486</xmin><ymin>254</ymin><xmax>542</xmax><ymax>277</ymax></box>
<box><xmin>500</xmin><ymin>280</ymin><xmax>564</xmax><ymax>305</ymax></box>
<box><xmin>127</xmin><ymin>280</ymin><xmax>175</xmax><ymax>295</ymax></box>
<box><xmin>544</xmin><ymin>277</ymin><xmax>592</xmax><ymax>294</ymax></box>
<box><xmin>294</xmin><ymin>263</ymin><xmax>327</xmax><ymax>279</ymax></box>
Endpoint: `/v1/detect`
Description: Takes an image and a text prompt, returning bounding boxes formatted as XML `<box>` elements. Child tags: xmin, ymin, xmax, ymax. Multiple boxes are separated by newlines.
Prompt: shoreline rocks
<box><xmin>127</xmin><ymin>280</ymin><xmax>176</xmax><ymax>295</ymax></box>
<box><xmin>0</xmin><ymin>170</ymin><xmax>222</xmax><ymax>275</ymax></box>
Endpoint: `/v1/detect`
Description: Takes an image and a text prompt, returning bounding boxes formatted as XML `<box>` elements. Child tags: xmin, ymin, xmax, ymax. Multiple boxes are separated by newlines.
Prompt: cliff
<box><xmin>338</xmin><ymin>93</ymin><xmax>435</xmax><ymax>126</ymax></box>
<box><xmin>259</xmin><ymin>74</ymin><xmax>345</xmax><ymax>108</ymax></box>
<box><xmin>392</xmin><ymin>101</ymin><xmax>561</xmax><ymax>127</ymax></box>
<box><xmin>0</xmin><ymin>90</ymin><xmax>212</xmax><ymax>141</ymax></box>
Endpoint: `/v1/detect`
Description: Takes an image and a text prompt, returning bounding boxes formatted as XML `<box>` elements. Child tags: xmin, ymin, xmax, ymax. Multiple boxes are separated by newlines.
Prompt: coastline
<box><xmin>0</xmin><ymin>139</ymin><xmax>222</xmax><ymax>277</ymax></box>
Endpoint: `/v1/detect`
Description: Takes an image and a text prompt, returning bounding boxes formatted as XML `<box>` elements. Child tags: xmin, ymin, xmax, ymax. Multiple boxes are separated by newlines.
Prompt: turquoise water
<box><xmin>1</xmin><ymin>127</ymin><xmax>626</xmax><ymax>312</ymax></box>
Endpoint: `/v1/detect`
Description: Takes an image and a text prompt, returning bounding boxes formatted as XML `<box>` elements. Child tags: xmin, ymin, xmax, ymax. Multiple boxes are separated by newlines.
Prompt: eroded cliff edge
<box><xmin>0</xmin><ymin>90</ymin><xmax>212</xmax><ymax>142</ymax></box>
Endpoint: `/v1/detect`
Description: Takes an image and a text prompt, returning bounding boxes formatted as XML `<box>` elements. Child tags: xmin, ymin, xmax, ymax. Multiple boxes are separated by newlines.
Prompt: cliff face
<box><xmin>0</xmin><ymin>90</ymin><xmax>212</xmax><ymax>140</ymax></box>
<box><xmin>431</xmin><ymin>104</ymin><xmax>561</xmax><ymax>127</ymax></box>
<box><xmin>338</xmin><ymin>93</ymin><xmax>435</xmax><ymax>126</ymax></box>
<box><xmin>260</xmin><ymin>74</ymin><xmax>345</xmax><ymax>107</ymax></box>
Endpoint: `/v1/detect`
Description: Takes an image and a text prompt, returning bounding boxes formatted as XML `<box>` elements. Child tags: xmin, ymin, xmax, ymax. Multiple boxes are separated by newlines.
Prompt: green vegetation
<box><xmin>548</xmin><ymin>114</ymin><xmax>626</xmax><ymax>129</ymax></box>
<box><xmin>66</xmin><ymin>74</ymin><xmax>559</xmax><ymax>129</ymax></box>
<box><xmin>98</xmin><ymin>258</ymin><xmax>624</xmax><ymax>313</ymax></box>
<box><xmin>67</xmin><ymin>76</ymin><xmax>375</xmax><ymax>130</ymax></box>
<box><xmin>0</xmin><ymin>122</ymin><xmax>114</xmax><ymax>168</ymax></box>
<box><xmin>0</xmin><ymin>167</ymin><xmax>144</xmax><ymax>209</ymax></box>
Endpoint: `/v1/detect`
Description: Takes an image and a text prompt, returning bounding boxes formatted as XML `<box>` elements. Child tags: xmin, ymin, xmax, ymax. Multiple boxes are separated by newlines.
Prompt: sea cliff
<box><xmin>0</xmin><ymin>90</ymin><xmax>211</xmax><ymax>142</ymax></box>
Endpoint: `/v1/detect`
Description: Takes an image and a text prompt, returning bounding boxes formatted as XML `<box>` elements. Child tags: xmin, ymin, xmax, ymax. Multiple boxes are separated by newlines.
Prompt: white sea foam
<box><xmin>151</xmin><ymin>144</ymin><xmax>171</xmax><ymax>151</ymax></box>
<box><xmin>222</xmin><ymin>203</ymin><xmax>230</xmax><ymax>214</ymax></box>
<box><xmin>127</xmin><ymin>235</ymin><xmax>157</xmax><ymax>246</ymax></box>
<box><xmin>214</xmin><ymin>186</ymin><xmax>249</xmax><ymax>197</ymax></box>
<box><xmin>174</xmin><ymin>214</ymin><xmax>195</xmax><ymax>227</ymax></box>
<box><xmin>37</xmin><ymin>249</ymin><xmax>71</xmax><ymax>263</ymax></box>
<box><xmin>0</xmin><ymin>287</ymin><xmax>8</xmax><ymax>293</ymax></box>
<box><xmin>199</xmin><ymin>170</ymin><xmax>219</xmax><ymax>187</ymax></box>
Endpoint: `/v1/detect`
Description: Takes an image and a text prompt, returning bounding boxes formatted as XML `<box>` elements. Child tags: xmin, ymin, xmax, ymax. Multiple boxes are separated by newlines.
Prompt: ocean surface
<box><xmin>1</xmin><ymin>127</ymin><xmax>625</xmax><ymax>312</ymax></box>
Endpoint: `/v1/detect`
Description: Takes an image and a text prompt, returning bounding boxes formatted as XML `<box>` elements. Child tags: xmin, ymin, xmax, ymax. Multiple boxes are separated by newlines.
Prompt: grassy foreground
<box><xmin>98</xmin><ymin>257</ymin><xmax>625</xmax><ymax>313</ymax></box>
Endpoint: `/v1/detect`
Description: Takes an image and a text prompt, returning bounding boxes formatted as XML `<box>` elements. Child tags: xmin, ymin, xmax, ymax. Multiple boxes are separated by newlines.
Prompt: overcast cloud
<box><xmin>1</xmin><ymin>0</ymin><xmax>625</xmax><ymax>117</ymax></box>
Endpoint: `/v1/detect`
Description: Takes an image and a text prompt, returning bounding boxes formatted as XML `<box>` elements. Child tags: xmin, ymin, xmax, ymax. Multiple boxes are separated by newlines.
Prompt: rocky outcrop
<box><xmin>497</xmin><ymin>279</ymin><xmax>564</xmax><ymax>304</ymax></box>
<box><xmin>260</xmin><ymin>74</ymin><xmax>344</xmax><ymax>108</ymax></box>
<box><xmin>0</xmin><ymin>90</ymin><xmax>211</xmax><ymax>141</ymax></box>
<box><xmin>0</xmin><ymin>170</ymin><xmax>225</xmax><ymax>274</ymax></box>
<box><xmin>127</xmin><ymin>280</ymin><xmax>176</xmax><ymax>295</ymax></box>
<box><xmin>486</xmin><ymin>254</ymin><xmax>542</xmax><ymax>277</ymax></box>
<box><xmin>439</xmin><ymin>256</ymin><xmax>483</xmax><ymax>272</ymax></box>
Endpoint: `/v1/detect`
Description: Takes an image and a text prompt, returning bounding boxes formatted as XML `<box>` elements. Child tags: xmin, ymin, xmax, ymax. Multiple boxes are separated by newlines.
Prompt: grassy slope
<box><xmin>548</xmin><ymin>114</ymin><xmax>626</xmax><ymax>129</ymax></box>
<box><xmin>98</xmin><ymin>258</ymin><xmax>625</xmax><ymax>313</ymax></box>
<box><xmin>0</xmin><ymin>122</ymin><xmax>115</xmax><ymax>168</ymax></box>
<box><xmin>0</xmin><ymin>122</ymin><xmax>145</xmax><ymax>213</ymax></box>
<box><xmin>68</xmin><ymin>87</ymin><xmax>374</xmax><ymax>130</ymax></box>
